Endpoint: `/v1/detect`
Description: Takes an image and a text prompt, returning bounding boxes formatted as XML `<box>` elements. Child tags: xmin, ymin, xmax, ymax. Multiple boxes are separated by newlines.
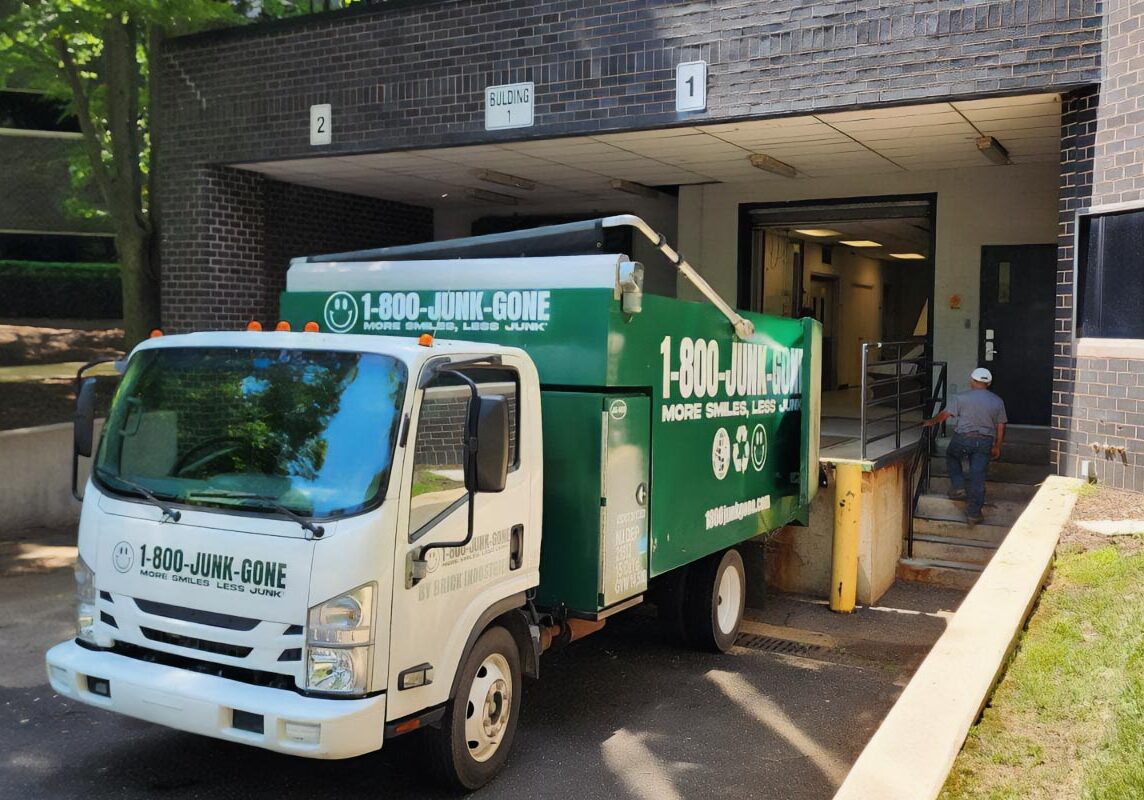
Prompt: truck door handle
<box><xmin>509</xmin><ymin>524</ymin><xmax>524</xmax><ymax>570</ymax></box>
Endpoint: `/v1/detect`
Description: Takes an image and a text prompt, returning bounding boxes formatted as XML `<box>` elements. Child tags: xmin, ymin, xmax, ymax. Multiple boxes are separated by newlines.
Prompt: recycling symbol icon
<box><xmin>731</xmin><ymin>424</ymin><xmax>750</xmax><ymax>474</ymax></box>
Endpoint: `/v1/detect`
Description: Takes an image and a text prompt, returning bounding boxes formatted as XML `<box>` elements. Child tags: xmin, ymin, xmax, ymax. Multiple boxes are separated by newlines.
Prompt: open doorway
<box><xmin>738</xmin><ymin>195</ymin><xmax>936</xmax><ymax>455</ymax></box>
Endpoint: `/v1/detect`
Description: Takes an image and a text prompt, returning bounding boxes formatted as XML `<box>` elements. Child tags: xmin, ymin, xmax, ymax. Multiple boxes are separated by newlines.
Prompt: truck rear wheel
<box><xmin>683</xmin><ymin>548</ymin><xmax>745</xmax><ymax>653</ymax></box>
<box><xmin>428</xmin><ymin>625</ymin><xmax>521</xmax><ymax>792</ymax></box>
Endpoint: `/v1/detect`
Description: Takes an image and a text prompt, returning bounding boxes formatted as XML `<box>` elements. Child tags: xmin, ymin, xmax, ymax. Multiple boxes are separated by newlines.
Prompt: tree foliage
<box><xmin>0</xmin><ymin>1</ymin><xmax>352</xmax><ymax>344</ymax></box>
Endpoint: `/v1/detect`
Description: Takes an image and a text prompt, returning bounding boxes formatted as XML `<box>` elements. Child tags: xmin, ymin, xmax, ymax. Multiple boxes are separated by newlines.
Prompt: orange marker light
<box><xmin>303</xmin><ymin>321</ymin><xmax>320</xmax><ymax>333</ymax></box>
<box><xmin>418</xmin><ymin>333</ymin><xmax>434</xmax><ymax>347</ymax></box>
<box><xmin>149</xmin><ymin>329</ymin><xmax>163</xmax><ymax>338</ymax></box>
<box><xmin>246</xmin><ymin>321</ymin><xmax>263</xmax><ymax>332</ymax></box>
<box><xmin>275</xmin><ymin>321</ymin><xmax>291</xmax><ymax>332</ymax></box>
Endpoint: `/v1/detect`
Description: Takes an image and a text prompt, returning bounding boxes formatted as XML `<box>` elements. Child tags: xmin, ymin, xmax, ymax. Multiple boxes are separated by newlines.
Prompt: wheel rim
<box><xmin>715</xmin><ymin>562</ymin><xmax>743</xmax><ymax>636</ymax></box>
<box><xmin>464</xmin><ymin>652</ymin><xmax>512</xmax><ymax>763</ymax></box>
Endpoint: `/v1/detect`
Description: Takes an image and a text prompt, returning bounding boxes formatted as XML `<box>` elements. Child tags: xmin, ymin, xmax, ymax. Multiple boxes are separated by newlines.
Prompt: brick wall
<box><xmin>157</xmin><ymin>0</ymin><xmax>1101</xmax><ymax>164</ymax></box>
<box><xmin>155</xmin><ymin>0</ymin><xmax>1102</xmax><ymax>334</ymax></box>
<box><xmin>159</xmin><ymin>167</ymin><xmax>431</xmax><ymax>333</ymax></box>
<box><xmin>1053</xmin><ymin>2</ymin><xmax>1144</xmax><ymax>491</ymax></box>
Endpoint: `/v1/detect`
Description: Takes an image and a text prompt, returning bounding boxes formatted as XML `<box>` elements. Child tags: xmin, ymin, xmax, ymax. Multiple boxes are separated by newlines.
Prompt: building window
<box><xmin>1077</xmin><ymin>209</ymin><xmax>1144</xmax><ymax>339</ymax></box>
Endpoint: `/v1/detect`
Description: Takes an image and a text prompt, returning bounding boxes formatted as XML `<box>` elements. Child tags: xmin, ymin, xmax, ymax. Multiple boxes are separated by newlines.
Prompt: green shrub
<box><xmin>0</xmin><ymin>259</ymin><xmax>121</xmax><ymax>319</ymax></box>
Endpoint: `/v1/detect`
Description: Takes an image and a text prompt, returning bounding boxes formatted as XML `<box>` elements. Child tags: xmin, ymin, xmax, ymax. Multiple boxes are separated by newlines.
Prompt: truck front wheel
<box><xmin>428</xmin><ymin>625</ymin><xmax>522</xmax><ymax>791</ymax></box>
<box><xmin>683</xmin><ymin>548</ymin><xmax>746</xmax><ymax>653</ymax></box>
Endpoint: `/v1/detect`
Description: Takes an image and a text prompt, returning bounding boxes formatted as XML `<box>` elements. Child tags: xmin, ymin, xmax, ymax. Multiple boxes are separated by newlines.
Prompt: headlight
<box><xmin>75</xmin><ymin>555</ymin><xmax>97</xmax><ymax>644</ymax></box>
<box><xmin>305</xmin><ymin>583</ymin><xmax>375</xmax><ymax>695</ymax></box>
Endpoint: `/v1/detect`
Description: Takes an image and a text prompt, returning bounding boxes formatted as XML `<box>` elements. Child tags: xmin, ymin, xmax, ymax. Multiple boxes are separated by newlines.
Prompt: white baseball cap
<box><xmin>971</xmin><ymin>367</ymin><xmax>993</xmax><ymax>384</ymax></box>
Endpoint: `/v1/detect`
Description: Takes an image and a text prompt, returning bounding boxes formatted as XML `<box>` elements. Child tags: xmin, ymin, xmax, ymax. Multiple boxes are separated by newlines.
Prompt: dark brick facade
<box><xmin>1052</xmin><ymin>3</ymin><xmax>1144</xmax><ymax>491</ymax></box>
<box><xmin>159</xmin><ymin>167</ymin><xmax>431</xmax><ymax>332</ymax></box>
<box><xmin>155</xmin><ymin>0</ymin><xmax>1103</xmax><ymax>335</ymax></box>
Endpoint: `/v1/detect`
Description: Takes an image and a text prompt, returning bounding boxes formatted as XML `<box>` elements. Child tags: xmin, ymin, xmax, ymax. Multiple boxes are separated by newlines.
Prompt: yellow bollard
<box><xmin>830</xmin><ymin>463</ymin><xmax>861</xmax><ymax>613</ymax></box>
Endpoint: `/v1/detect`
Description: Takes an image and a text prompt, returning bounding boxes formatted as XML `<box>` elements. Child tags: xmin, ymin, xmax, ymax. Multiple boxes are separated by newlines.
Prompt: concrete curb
<box><xmin>832</xmin><ymin>475</ymin><xmax>1081</xmax><ymax>800</ymax></box>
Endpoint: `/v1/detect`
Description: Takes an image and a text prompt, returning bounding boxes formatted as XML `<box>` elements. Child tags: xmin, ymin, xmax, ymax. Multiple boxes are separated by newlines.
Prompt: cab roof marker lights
<box><xmin>275</xmin><ymin>321</ymin><xmax>291</xmax><ymax>332</ymax></box>
<box><xmin>474</xmin><ymin>168</ymin><xmax>536</xmax><ymax>191</ymax></box>
<box><xmin>304</xmin><ymin>321</ymin><xmax>320</xmax><ymax>332</ymax></box>
<box><xmin>149</xmin><ymin>329</ymin><xmax>163</xmax><ymax>338</ymax></box>
<box><xmin>246</xmin><ymin>321</ymin><xmax>263</xmax><ymax>331</ymax></box>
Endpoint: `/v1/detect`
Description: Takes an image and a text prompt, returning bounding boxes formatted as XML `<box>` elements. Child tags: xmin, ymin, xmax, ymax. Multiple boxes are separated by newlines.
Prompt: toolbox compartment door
<box><xmin>599</xmin><ymin>395</ymin><xmax>650</xmax><ymax>607</ymax></box>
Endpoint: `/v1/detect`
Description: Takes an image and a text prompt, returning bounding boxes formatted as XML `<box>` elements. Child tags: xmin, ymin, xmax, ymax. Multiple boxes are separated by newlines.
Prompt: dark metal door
<box><xmin>978</xmin><ymin>245</ymin><xmax>1056</xmax><ymax>425</ymax></box>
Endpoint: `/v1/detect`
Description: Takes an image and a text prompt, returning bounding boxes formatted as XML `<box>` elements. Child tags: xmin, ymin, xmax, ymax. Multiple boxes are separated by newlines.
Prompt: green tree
<box><xmin>0</xmin><ymin>1</ymin><xmax>348</xmax><ymax>345</ymax></box>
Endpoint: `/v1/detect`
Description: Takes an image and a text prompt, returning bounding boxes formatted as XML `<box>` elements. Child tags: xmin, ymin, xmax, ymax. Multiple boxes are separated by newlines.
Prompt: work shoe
<box><xmin>946</xmin><ymin>489</ymin><xmax>967</xmax><ymax>500</ymax></box>
<box><xmin>966</xmin><ymin>511</ymin><xmax>985</xmax><ymax>525</ymax></box>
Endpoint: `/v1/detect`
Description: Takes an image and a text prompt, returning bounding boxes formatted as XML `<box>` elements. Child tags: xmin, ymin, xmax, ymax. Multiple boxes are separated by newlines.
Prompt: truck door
<box><xmin>386</xmin><ymin>359</ymin><xmax>535</xmax><ymax>722</ymax></box>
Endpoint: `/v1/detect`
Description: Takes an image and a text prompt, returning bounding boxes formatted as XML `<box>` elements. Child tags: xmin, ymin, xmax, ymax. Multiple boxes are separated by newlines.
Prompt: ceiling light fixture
<box><xmin>890</xmin><ymin>252</ymin><xmax>926</xmax><ymax>260</ymax></box>
<box><xmin>748</xmin><ymin>153</ymin><xmax>797</xmax><ymax>178</ymax></box>
<box><xmin>467</xmin><ymin>188</ymin><xmax>519</xmax><ymax>206</ymax></box>
<box><xmin>474</xmin><ymin>168</ymin><xmax>536</xmax><ymax>190</ymax></box>
<box><xmin>840</xmin><ymin>240</ymin><xmax>882</xmax><ymax>248</ymax></box>
<box><xmin>976</xmin><ymin>136</ymin><xmax>1011</xmax><ymax>166</ymax></box>
<box><xmin>610</xmin><ymin>178</ymin><xmax>660</xmax><ymax>198</ymax></box>
<box><xmin>794</xmin><ymin>228</ymin><xmax>843</xmax><ymax>238</ymax></box>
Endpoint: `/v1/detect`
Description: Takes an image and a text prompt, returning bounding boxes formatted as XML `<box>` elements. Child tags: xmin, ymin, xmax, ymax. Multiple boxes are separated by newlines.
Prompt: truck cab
<box><xmin>48</xmin><ymin>331</ymin><xmax>543</xmax><ymax>784</ymax></box>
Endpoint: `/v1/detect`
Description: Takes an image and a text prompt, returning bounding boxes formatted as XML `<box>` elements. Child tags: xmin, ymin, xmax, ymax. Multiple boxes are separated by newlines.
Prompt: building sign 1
<box><xmin>485</xmin><ymin>82</ymin><xmax>534</xmax><ymax>130</ymax></box>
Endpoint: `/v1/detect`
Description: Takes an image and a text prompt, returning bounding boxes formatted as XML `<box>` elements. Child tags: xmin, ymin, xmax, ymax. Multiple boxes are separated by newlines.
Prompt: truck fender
<box><xmin>447</xmin><ymin>592</ymin><xmax>537</xmax><ymax>704</ymax></box>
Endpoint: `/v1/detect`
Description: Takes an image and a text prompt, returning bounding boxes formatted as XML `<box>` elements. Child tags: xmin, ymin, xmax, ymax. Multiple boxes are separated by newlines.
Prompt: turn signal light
<box><xmin>304</xmin><ymin>321</ymin><xmax>320</xmax><ymax>333</ymax></box>
<box><xmin>418</xmin><ymin>334</ymin><xmax>434</xmax><ymax>347</ymax></box>
<box><xmin>246</xmin><ymin>321</ymin><xmax>263</xmax><ymax>331</ymax></box>
<box><xmin>149</xmin><ymin>329</ymin><xmax>163</xmax><ymax>338</ymax></box>
<box><xmin>275</xmin><ymin>321</ymin><xmax>291</xmax><ymax>332</ymax></box>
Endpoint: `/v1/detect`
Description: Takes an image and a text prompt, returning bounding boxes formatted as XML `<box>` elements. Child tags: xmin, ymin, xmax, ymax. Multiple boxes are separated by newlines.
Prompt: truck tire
<box><xmin>428</xmin><ymin>625</ymin><xmax>521</xmax><ymax>792</ymax></box>
<box><xmin>683</xmin><ymin>548</ymin><xmax>745</xmax><ymax>653</ymax></box>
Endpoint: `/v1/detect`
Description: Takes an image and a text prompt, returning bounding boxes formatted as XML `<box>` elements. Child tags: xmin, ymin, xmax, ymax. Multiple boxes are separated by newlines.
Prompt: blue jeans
<box><xmin>946</xmin><ymin>434</ymin><xmax>993</xmax><ymax>516</ymax></box>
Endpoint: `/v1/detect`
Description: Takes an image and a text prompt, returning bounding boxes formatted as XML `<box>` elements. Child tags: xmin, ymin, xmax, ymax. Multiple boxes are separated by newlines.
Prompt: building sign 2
<box><xmin>485</xmin><ymin>82</ymin><xmax>534</xmax><ymax>130</ymax></box>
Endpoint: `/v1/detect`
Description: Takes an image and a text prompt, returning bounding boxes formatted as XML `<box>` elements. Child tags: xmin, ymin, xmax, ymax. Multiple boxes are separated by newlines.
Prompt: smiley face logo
<box><xmin>112</xmin><ymin>541</ymin><xmax>134</xmax><ymax>573</ymax></box>
<box><xmin>323</xmin><ymin>292</ymin><xmax>359</xmax><ymax>333</ymax></box>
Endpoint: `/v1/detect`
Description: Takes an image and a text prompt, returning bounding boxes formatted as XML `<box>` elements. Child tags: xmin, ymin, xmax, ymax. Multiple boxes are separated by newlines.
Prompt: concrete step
<box><xmin>929</xmin><ymin>458</ymin><xmax>1053</xmax><ymax>485</ymax></box>
<box><xmin>927</xmin><ymin>475</ymin><xmax>1039</xmax><ymax>502</ymax></box>
<box><xmin>911</xmin><ymin>516</ymin><xmax>1010</xmax><ymax>544</ymax></box>
<box><xmin>908</xmin><ymin>534</ymin><xmax>998</xmax><ymax>566</ymax></box>
<box><xmin>896</xmin><ymin>558</ymin><xmax>983</xmax><ymax>590</ymax></box>
<box><xmin>916</xmin><ymin>495</ymin><xmax>1026</xmax><ymax>527</ymax></box>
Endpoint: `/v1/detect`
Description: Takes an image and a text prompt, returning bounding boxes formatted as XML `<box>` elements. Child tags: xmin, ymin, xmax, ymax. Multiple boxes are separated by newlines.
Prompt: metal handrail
<box><xmin>904</xmin><ymin>361</ymin><xmax>948</xmax><ymax>558</ymax></box>
<box><xmin>859</xmin><ymin>340</ymin><xmax>932</xmax><ymax>459</ymax></box>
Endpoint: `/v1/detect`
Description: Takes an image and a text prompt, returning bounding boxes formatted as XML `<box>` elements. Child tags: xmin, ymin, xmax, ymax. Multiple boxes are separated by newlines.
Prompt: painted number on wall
<box><xmin>310</xmin><ymin>103</ymin><xmax>332</xmax><ymax>146</ymax></box>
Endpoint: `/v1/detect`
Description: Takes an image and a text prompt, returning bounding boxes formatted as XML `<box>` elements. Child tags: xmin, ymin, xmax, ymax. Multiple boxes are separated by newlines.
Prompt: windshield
<box><xmin>94</xmin><ymin>347</ymin><xmax>406</xmax><ymax>519</ymax></box>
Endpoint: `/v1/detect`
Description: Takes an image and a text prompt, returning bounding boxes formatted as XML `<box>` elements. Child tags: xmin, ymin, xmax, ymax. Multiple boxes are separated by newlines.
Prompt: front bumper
<box><xmin>46</xmin><ymin>641</ymin><xmax>385</xmax><ymax>759</ymax></box>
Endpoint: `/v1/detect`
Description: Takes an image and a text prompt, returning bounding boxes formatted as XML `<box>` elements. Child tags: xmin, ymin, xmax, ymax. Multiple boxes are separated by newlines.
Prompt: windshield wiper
<box><xmin>95</xmin><ymin>468</ymin><xmax>181</xmax><ymax>522</ymax></box>
<box><xmin>183</xmin><ymin>490</ymin><xmax>325</xmax><ymax>539</ymax></box>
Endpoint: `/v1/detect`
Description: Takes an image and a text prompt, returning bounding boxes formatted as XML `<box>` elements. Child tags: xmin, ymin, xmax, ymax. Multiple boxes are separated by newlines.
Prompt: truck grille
<box><xmin>134</xmin><ymin>598</ymin><xmax>260</xmax><ymax>631</ymax></box>
<box><xmin>140</xmin><ymin>627</ymin><xmax>254</xmax><ymax>659</ymax></box>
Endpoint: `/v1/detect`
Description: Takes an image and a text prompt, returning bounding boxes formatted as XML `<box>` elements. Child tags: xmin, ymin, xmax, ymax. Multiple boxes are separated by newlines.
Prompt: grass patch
<box><xmin>411</xmin><ymin>468</ymin><xmax>464</xmax><ymax>498</ymax></box>
<box><xmin>1073</xmin><ymin>481</ymin><xmax>1100</xmax><ymax>498</ymax></box>
<box><xmin>940</xmin><ymin>542</ymin><xmax>1144</xmax><ymax>800</ymax></box>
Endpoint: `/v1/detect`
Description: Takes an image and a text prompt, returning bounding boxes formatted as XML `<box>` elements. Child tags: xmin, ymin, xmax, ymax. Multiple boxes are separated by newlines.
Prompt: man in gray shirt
<box><xmin>924</xmin><ymin>367</ymin><xmax>1008</xmax><ymax>523</ymax></box>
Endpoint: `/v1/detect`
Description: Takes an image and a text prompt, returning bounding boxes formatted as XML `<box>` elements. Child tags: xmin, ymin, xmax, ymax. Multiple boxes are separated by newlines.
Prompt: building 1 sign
<box><xmin>485</xmin><ymin>82</ymin><xmax>534</xmax><ymax>130</ymax></box>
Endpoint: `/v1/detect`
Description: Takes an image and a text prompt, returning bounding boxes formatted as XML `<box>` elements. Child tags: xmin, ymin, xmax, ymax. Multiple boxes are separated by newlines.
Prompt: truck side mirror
<box><xmin>467</xmin><ymin>395</ymin><xmax>509</xmax><ymax>493</ymax></box>
<box><xmin>72</xmin><ymin>377</ymin><xmax>97</xmax><ymax>500</ymax></box>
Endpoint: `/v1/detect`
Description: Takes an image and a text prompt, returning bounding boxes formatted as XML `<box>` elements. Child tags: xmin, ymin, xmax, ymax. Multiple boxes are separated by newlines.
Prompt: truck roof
<box><xmin>132</xmin><ymin>330</ymin><xmax>525</xmax><ymax>368</ymax></box>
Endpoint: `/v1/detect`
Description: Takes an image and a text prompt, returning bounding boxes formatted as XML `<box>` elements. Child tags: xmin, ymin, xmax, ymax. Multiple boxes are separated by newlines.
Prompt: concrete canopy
<box><xmin>233</xmin><ymin>93</ymin><xmax>1062</xmax><ymax>215</ymax></box>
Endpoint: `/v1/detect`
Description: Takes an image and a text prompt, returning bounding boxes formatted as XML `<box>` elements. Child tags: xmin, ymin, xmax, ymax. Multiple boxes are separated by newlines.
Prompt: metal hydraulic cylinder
<box><xmin>830</xmin><ymin>463</ymin><xmax>862</xmax><ymax>613</ymax></box>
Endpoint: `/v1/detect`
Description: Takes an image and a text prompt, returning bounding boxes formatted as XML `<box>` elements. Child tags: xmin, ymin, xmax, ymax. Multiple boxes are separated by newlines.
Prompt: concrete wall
<box><xmin>0</xmin><ymin>422</ymin><xmax>101</xmax><ymax>534</ymax></box>
<box><xmin>677</xmin><ymin>161</ymin><xmax>1060</xmax><ymax>393</ymax></box>
<box><xmin>765</xmin><ymin>459</ymin><xmax>906</xmax><ymax>605</ymax></box>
